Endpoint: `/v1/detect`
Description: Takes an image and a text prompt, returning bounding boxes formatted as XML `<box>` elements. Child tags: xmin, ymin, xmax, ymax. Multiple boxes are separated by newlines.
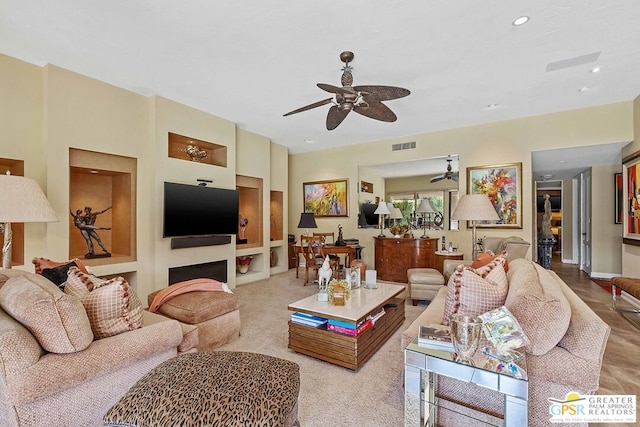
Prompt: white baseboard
<box><xmin>590</xmin><ymin>272</ymin><xmax>620</xmax><ymax>280</ymax></box>
<box><xmin>562</xmin><ymin>258</ymin><xmax>578</xmax><ymax>264</ymax></box>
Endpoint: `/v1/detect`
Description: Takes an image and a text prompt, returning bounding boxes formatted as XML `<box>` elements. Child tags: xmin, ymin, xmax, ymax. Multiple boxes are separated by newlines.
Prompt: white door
<box><xmin>580</xmin><ymin>170</ymin><xmax>592</xmax><ymax>274</ymax></box>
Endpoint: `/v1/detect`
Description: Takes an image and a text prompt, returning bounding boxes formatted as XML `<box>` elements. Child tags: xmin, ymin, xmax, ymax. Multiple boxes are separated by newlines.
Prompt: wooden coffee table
<box><xmin>287</xmin><ymin>282</ymin><xmax>405</xmax><ymax>370</ymax></box>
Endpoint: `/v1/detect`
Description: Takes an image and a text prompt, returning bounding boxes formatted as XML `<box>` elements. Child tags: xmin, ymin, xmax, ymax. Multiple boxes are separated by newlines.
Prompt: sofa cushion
<box><xmin>65</xmin><ymin>268</ymin><xmax>143</xmax><ymax>339</ymax></box>
<box><xmin>0</xmin><ymin>274</ymin><xmax>93</xmax><ymax>353</ymax></box>
<box><xmin>505</xmin><ymin>259</ymin><xmax>571</xmax><ymax>356</ymax></box>
<box><xmin>442</xmin><ymin>257</ymin><xmax>508</xmax><ymax>325</ymax></box>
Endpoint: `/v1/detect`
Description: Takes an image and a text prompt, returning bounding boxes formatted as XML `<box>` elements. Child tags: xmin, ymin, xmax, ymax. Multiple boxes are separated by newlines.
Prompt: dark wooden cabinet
<box><xmin>374</xmin><ymin>237</ymin><xmax>437</xmax><ymax>282</ymax></box>
<box><xmin>288</xmin><ymin>242</ymin><xmax>297</xmax><ymax>269</ymax></box>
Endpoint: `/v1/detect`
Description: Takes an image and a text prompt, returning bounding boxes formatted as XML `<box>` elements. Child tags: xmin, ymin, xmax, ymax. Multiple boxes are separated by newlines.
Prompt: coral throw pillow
<box><xmin>470</xmin><ymin>251</ymin><xmax>509</xmax><ymax>272</ymax></box>
<box><xmin>64</xmin><ymin>267</ymin><xmax>143</xmax><ymax>339</ymax></box>
<box><xmin>442</xmin><ymin>256</ymin><xmax>509</xmax><ymax>325</ymax></box>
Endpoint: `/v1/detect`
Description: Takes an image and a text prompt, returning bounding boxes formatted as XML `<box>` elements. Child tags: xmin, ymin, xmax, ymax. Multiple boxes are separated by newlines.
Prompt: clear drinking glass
<box><xmin>449</xmin><ymin>314</ymin><xmax>483</xmax><ymax>364</ymax></box>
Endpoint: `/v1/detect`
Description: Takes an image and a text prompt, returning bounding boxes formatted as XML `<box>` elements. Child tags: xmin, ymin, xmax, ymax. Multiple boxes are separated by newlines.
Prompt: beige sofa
<box><xmin>0</xmin><ymin>269</ymin><xmax>184</xmax><ymax>427</ymax></box>
<box><xmin>402</xmin><ymin>259</ymin><xmax>610</xmax><ymax>427</ymax></box>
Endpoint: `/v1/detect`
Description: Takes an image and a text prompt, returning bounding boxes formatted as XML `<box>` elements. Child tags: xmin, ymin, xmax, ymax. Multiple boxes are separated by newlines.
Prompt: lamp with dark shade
<box><xmin>0</xmin><ymin>173</ymin><xmax>58</xmax><ymax>269</ymax></box>
<box><xmin>373</xmin><ymin>201</ymin><xmax>391</xmax><ymax>237</ymax></box>
<box><xmin>415</xmin><ymin>198</ymin><xmax>436</xmax><ymax>238</ymax></box>
<box><xmin>451</xmin><ymin>194</ymin><xmax>499</xmax><ymax>259</ymax></box>
<box><xmin>297</xmin><ymin>212</ymin><xmax>318</xmax><ymax>236</ymax></box>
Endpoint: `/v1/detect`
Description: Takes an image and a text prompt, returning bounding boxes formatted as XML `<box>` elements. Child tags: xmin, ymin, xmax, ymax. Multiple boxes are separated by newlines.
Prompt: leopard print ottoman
<box><xmin>103</xmin><ymin>351</ymin><xmax>300</xmax><ymax>427</ymax></box>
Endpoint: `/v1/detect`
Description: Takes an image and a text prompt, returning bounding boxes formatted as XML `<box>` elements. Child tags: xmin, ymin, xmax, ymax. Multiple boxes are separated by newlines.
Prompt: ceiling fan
<box><xmin>283</xmin><ymin>51</ymin><xmax>410</xmax><ymax>130</ymax></box>
<box><xmin>430</xmin><ymin>159</ymin><xmax>459</xmax><ymax>183</ymax></box>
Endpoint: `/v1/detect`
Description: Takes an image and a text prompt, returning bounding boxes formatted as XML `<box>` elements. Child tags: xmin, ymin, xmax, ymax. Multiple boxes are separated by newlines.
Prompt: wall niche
<box><xmin>168</xmin><ymin>132</ymin><xmax>227</xmax><ymax>167</ymax></box>
<box><xmin>69</xmin><ymin>148</ymin><xmax>136</xmax><ymax>266</ymax></box>
<box><xmin>0</xmin><ymin>158</ymin><xmax>25</xmax><ymax>266</ymax></box>
<box><xmin>236</xmin><ymin>174</ymin><xmax>263</xmax><ymax>249</ymax></box>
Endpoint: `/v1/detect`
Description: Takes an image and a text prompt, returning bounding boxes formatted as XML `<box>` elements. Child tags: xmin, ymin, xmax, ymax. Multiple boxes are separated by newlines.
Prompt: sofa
<box><xmin>402</xmin><ymin>258</ymin><xmax>611</xmax><ymax>427</ymax></box>
<box><xmin>0</xmin><ymin>268</ymin><xmax>184</xmax><ymax>427</ymax></box>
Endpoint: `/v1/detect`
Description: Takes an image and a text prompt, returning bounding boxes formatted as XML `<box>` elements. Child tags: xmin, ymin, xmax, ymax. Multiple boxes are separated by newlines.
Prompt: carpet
<box><xmin>592</xmin><ymin>278</ymin><xmax>621</xmax><ymax>295</ymax></box>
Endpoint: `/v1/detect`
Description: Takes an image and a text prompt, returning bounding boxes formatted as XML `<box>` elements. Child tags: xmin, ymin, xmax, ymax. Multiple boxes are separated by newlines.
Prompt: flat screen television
<box><xmin>163</xmin><ymin>182</ymin><xmax>239</xmax><ymax>238</ymax></box>
<box><xmin>359</xmin><ymin>203</ymin><xmax>379</xmax><ymax>228</ymax></box>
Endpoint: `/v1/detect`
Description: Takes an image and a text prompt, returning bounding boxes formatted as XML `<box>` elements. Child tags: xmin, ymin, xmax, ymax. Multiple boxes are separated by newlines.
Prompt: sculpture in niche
<box><xmin>183</xmin><ymin>144</ymin><xmax>207</xmax><ymax>162</ymax></box>
<box><xmin>70</xmin><ymin>206</ymin><xmax>112</xmax><ymax>258</ymax></box>
<box><xmin>237</xmin><ymin>215</ymin><xmax>248</xmax><ymax>244</ymax></box>
<box><xmin>541</xmin><ymin>194</ymin><xmax>554</xmax><ymax>239</ymax></box>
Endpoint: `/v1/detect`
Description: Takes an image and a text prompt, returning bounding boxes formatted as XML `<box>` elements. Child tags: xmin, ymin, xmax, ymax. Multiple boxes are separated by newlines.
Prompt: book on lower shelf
<box><xmin>327</xmin><ymin>319</ymin><xmax>373</xmax><ymax>336</ymax></box>
<box><xmin>291</xmin><ymin>312</ymin><xmax>328</xmax><ymax>328</ymax></box>
<box><xmin>418</xmin><ymin>324</ymin><xmax>454</xmax><ymax>351</ymax></box>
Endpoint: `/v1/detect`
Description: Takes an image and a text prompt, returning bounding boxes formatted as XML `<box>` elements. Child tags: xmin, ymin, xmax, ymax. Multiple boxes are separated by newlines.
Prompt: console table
<box><xmin>374</xmin><ymin>237</ymin><xmax>437</xmax><ymax>282</ymax></box>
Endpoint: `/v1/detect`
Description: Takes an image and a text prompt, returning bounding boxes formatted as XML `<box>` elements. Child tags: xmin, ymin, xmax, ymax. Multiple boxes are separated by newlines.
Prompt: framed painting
<box><xmin>303</xmin><ymin>179</ymin><xmax>348</xmax><ymax>217</ymax></box>
<box><xmin>467</xmin><ymin>162</ymin><xmax>522</xmax><ymax>229</ymax></box>
<box><xmin>623</xmin><ymin>150</ymin><xmax>640</xmax><ymax>245</ymax></box>
<box><xmin>615</xmin><ymin>172</ymin><xmax>623</xmax><ymax>225</ymax></box>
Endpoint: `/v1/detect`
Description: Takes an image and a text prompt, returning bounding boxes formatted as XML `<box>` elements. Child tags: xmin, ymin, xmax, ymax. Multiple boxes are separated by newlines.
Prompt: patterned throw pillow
<box><xmin>442</xmin><ymin>256</ymin><xmax>509</xmax><ymax>325</ymax></box>
<box><xmin>470</xmin><ymin>250</ymin><xmax>509</xmax><ymax>272</ymax></box>
<box><xmin>65</xmin><ymin>267</ymin><xmax>143</xmax><ymax>339</ymax></box>
<box><xmin>32</xmin><ymin>257</ymin><xmax>89</xmax><ymax>275</ymax></box>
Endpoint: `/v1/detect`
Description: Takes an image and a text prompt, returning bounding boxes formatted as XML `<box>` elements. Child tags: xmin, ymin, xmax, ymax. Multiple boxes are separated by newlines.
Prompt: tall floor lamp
<box><xmin>374</xmin><ymin>201</ymin><xmax>391</xmax><ymax>237</ymax></box>
<box><xmin>297</xmin><ymin>212</ymin><xmax>317</xmax><ymax>236</ymax></box>
<box><xmin>451</xmin><ymin>194</ymin><xmax>499</xmax><ymax>260</ymax></box>
<box><xmin>0</xmin><ymin>173</ymin><xmax>58</xmax><ymax>269</ymax></box>
<box><xmin>416</xmin><ymin>198</ymin><xmax>436</xmax><ymax>238</ymax></box>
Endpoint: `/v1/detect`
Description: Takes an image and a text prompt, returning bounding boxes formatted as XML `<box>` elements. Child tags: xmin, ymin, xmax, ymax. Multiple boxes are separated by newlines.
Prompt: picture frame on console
<box><xmin>467</xmin><ymin>162</ymin><xmax>522</xmax><ymax>229</ymax></box>
<box><xmin>622</xmin><ymin>150</ymin><xmax>640</xmax><ymax>245</ymax></box>
<box><xmin>303</xmin><ymin>179</ymin><xmax>348</xmax><ymax>217</ymax></box>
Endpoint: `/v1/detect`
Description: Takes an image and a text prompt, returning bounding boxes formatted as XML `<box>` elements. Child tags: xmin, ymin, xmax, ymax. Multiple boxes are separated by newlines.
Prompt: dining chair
<box><xmin>314</xmin><ymin>232</ymin><xmax>341</xmax><ymax>276</ymax></box>
<box><xmin>300</xmin><ymin>235</ymin><xmax>325</xmax><ymax>285</ymax></box>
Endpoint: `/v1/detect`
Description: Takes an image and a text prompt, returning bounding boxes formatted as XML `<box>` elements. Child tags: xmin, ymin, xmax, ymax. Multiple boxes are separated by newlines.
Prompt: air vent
<box><xmin>392</xmin><ymin>141</ymin><xmax>416</xmax><ymax>151</ymax></box>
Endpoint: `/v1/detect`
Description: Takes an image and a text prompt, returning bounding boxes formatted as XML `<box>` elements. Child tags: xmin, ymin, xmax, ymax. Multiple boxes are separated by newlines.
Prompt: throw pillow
<box><xmin>442</xmin><ymin>257</ymin><xmax>509</xmax><ymax>325</ymax></box>
<box><xmin>32</xmin><ymin>257</ymin><xmax>89</xmax><ymax>275</ymax></box>
<box><xmin>0</xmin><ymin>274</ymin><xmax>93</xmax><ymax>353</ymax></box>
<box><xmin>470</xmin><ymin>250</ymin><xmax>509</xmax><ymax>272</ymax></box>
<box><xmin>65</xmin><ymin>267</ymin><xmax>143</xmax><ymax>339</ymax></box>
<box><xmin>504</xmin><ymin>260</ymin><xmax>570</xmax><ymax>355</ymax></box>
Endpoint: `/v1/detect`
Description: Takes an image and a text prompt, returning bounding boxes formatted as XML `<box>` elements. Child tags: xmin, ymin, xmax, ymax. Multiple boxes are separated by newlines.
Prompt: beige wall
<box><xmin>561</xmin><ymin>178</ymin><xmax>575</xmax><ymax>262</ymax></box>
<box><xmin>289</xmin><ymin>102</ymin><xmax>633</xmax><ymax>269</ymax></box>
<box><xmin>591</xmin><ymin>164</ymin><xmax>623</xmax><ymax>276</ymax></box>
<box><xmin>1</xmin><ymin>53</ymin><xmax>285</xmax><ymax>300</ymax></box>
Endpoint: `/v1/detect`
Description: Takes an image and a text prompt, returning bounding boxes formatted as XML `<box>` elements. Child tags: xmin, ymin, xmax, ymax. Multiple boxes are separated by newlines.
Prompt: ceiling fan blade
<box><xmin>317</xmin><ymin>83</ymin><xmax>355</xmax><ymax>95</ymax></box>
<box><xmin>430</xmin><ymin>175</ymin><xmax>446</xmax><ymax>183</ymax></box>
<box><xmin>326</xmin><ymin>105</ymin><xmax>350</xmax><ymax>130</ymax></box>
<box><xmin>451</xmin><ymin>173</ymin><xmax>459</xmax><ymax>182</ymax></box>
<box><xmin>353</xmin><ymin>101</ymin><xmax>397</xmax><ymax>122</ymax></box>
<box><xmin>354</xmin><ymin>85</ymin><xmax>410</xmax><ymax>101</ymax></box>
<box><xmin>283</xmin><ymin>98</ymin><xmax>333</xmax><ymax>116</ymax></box>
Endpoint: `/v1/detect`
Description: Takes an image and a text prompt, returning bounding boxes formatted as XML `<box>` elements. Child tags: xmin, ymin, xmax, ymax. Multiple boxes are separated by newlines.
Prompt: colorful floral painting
<box><xmin>624</xmin><ymin>154</ymin><xmax>640</xmax><ymax>244</ymax></box>
<box><xmin>467</xmin><ymin>163</ymin><xmax>522</xmax><ymax>228</ymax></box>
<box><xmin>303</xmin><ymin>179</ymin><xmax>348</xmax><ymax>217</ymax></box>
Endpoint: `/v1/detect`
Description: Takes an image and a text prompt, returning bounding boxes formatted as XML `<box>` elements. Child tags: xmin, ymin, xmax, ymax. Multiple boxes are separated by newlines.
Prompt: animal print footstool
<box><xmin>103</xmin><ymin>351</ymin><xmax>300</xmax><ymax>427</ymax></box>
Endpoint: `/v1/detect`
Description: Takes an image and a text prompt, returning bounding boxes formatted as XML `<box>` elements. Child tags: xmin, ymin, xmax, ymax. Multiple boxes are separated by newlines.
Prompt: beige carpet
<box><xmin>218</xmin><ymin>269</ymin><xmax>424</xmax><ymax>427</ymax></box>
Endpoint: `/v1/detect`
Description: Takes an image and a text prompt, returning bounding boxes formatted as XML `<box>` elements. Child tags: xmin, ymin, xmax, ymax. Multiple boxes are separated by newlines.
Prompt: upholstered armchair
<box><xmin>482</xmin><ymin>236</ymin><xmax>530</xmax><ymax>262</ymax></box>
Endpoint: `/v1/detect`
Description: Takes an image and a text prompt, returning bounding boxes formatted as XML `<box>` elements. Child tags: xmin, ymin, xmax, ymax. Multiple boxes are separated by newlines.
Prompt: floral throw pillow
<box><xmin>64</xmin><ymin>267</ymin><xmax>143</xmax><ymax>339</ymax></box>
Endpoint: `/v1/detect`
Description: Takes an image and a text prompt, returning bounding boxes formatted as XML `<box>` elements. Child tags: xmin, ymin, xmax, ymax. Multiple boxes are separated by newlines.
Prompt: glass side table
<box><xmin>404</xmin><ymin>338</ymin><xmax>528</xmax><ymax>427</ymax></box>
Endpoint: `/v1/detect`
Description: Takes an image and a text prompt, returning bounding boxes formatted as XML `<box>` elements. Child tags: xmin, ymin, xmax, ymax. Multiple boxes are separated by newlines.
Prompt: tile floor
<box><xmin>552</xmin><ymin>258</ymin><xmax>639</xmax><ymax>427</ymax></box>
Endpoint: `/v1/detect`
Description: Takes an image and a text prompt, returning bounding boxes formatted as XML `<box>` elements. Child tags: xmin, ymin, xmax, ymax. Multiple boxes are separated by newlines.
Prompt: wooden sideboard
<box><xmin>374</xmin><ymin>237</ymin><xmax>438</xmax><ymax>282</ymax></box>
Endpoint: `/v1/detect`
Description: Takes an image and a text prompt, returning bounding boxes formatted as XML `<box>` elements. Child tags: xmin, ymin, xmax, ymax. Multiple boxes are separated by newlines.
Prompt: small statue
<box><xmin>335</xmin><ymin>224</ymin><xmax>346</xmax><ymax>246</ymax></box>
<box><xmin>70</xmin><ymin>206</ymin><xmax>112</xmax><ymax>258</ymax></box>
<box><xmin>238</xmin><ymin>215</ymin><xmax>248</xmax><ymax>241</ymax></box>
<box><xmin>318</xmin><ymin>256</ymin><xmax>333</xmax><ymax>288</ymax></box>
<box><xmin>541</xmin><ymin>194</ymin><xmax>554</xmax><ymax>239</ymax></box>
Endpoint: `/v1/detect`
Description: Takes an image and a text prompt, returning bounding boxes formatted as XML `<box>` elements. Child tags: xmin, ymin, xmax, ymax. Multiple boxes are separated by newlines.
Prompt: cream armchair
<box><xmin>482</xmin><ymin>236</ymin><xmax>530</xmax><ymax>262</ymax></box>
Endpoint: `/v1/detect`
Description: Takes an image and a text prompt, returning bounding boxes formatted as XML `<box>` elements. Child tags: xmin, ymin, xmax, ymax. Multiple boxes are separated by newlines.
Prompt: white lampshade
<box><xmin>0</xmin><ymin>174</ymin><xmax>57</xmax><ymax>223</ymax></box>
<box><xmin>451</xmin><ymin>194</ymin><xmax>499</xmax><ymax>221</ymax></box>
<box><xmin>416</xmin><ymin>198</ymin><xmax>436</xmax><ymax>213</ymax></box>
<box><xmin>374</xmin><ymin>201</ymin><xmax>391</xmax><ymax>215</ymax></box>
<box><xmin>389</xmin><ymin>207</ymin><xmax>403</xmax><ymax>219</ymax></box>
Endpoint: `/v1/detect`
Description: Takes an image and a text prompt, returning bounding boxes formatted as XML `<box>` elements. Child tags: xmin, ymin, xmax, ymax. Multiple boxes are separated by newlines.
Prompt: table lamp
<box><xmin>297</xmin><ymin>212</ymin><xmax>317</xmax><ymax>236</ymax></box>
<box><xmin>415</xmin><ymin>198</ymin><xmax>436</xmax><ymax>238</ymax></box>
<box><xmin>0</xmin><ymin>172</ymin><xmax>58</xmax><ymax>269</ymax></box>
<box><xmin>373</xmin><ymin>201</ymin><xmax>391</xmax><ymax>237</ymax></box>
<box><xmin>451</xmin><ymin>194</ymin><xmax>499</xmax><ymax>259</ymax></box>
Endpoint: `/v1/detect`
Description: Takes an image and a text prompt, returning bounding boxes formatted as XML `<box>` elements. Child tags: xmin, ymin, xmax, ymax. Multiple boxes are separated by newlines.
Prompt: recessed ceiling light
<box><xmin>541</xmin><ymin>174</ymin><xmax>554</xmax><ymax>179</ymax></box>
<box><xmin>559</xmin><ymin>160</ymin><xmax>567</xmax><ymax>164</ymax></box>
<box><xmin>512</xmin><ymin>16</ymin><xmax>529</xmax><ymax>26</ymax></box>
<box><xmin>590</xmin><ymin>66</ymin><xmax>601</xmax><ymax>73</ymax></box>
<box><xmin>579</xmin><ymin>86</ymin><xmax>592</xmax><ymax>92</ymax></box>
<box><xmin>303</xmin><ymin>139</ymin><xmax>315</xmax><ymax>144</ymax></box>
<box><xmin>486</xmin><ymin>103</ymin><xmax>499</xmax><ymax>109</ymax></box>
<box><xmin>89</xmin><ymin>170</ymin><xmax>99</xmax><ymax>174</ymax></box>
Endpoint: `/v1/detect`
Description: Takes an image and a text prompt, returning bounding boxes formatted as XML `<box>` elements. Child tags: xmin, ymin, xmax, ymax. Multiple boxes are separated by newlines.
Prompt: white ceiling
<box><xmin>2</xmin><ymin>1</ymin><xmax>639</xmax><ymax>166</ymax></box>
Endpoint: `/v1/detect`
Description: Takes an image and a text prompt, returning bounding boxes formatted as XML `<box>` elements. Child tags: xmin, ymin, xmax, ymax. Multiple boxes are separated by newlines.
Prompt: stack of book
<box><xmin>290</xmin><ymin>312</ymin><xmax>328</xmax><ymax>328</ymax></box>
<box><xmin>327</xmin><ymin>318</ymin><xmax>372</xmax><ymax>336</ymax></box>
<box><xmin>368</xmin><ymin>307</ymin><xmax>386</xmax><ymax>324</ymax></box>
<box><xmin>418</xmin><ymin>325</ymin><xmax>454</xmax><ymax>351</ymax></box>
